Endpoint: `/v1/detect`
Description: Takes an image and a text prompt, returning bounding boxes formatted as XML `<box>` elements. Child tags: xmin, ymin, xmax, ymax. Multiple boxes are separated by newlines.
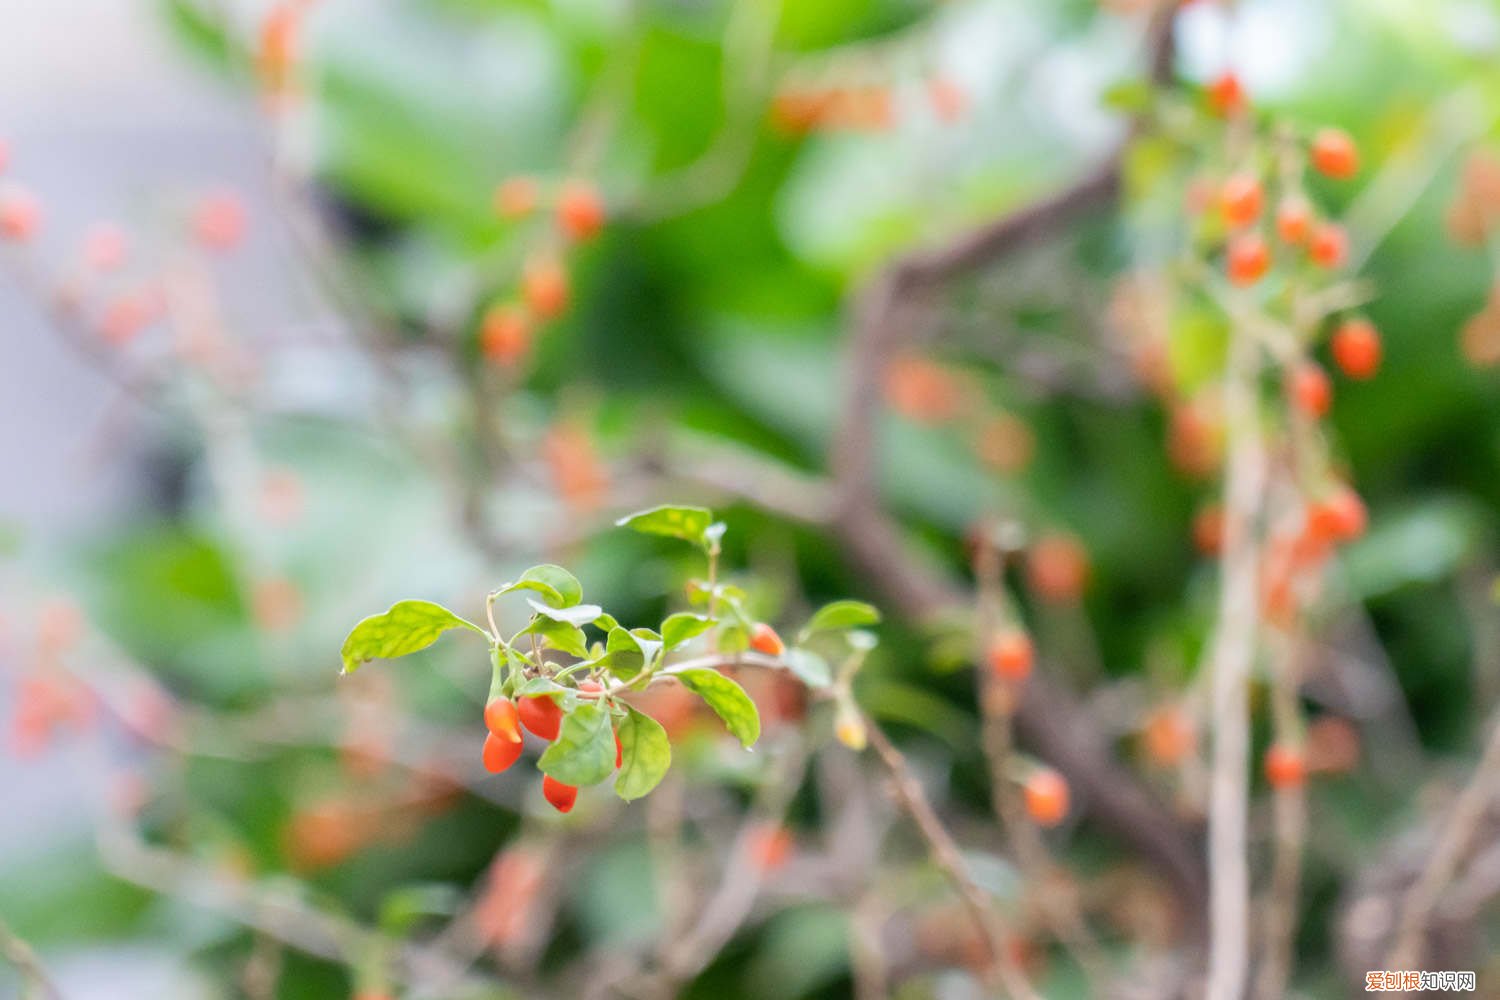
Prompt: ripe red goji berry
<box><xmin>1207</xmin><ymin>72</ymin><xmax>1246</xmax><ymax>117</ymax></box>
<box><xmin>1220</xmin><ymin>173</ymin><xmax>1262</xmax><ymax>228</ymax></box>
<box><xmin>1288</xmin><ymin>362</ymin><xmax>1332</xmax><ymax>418</ymax></box>
<box><xmin>1310</xmin><ymin>128</ymin><xmax>1359</xmax><ymax>180</ymax></box>
<box><xmin>556</xmin><ymin>180</ymin><xmax>605</xmax><ymax>242</ymax></box>
<box><xmin>1023</xmin><ymin>769</ymin><xmax>1069</xmax><ymax>827</ymax></box>
<box><xmin>542</xmin><ymin>774</ymin><xmax>578</xmax><ymax>813</ymax></box>
<box><xmin>1308</xmin><ymin>222</ymin><xmax>1348</xmax><ymax>269</ymax></box>
<box><xmin>986</xmin><ymin>629</ymin><xmax>1034</xmax><ymax>683</ymax></box>
<box><xmin>1027</xmin><ymin>533</ymin><xmax>1089</xmax><ymax>603</ymax></box>
<box><xmin>484</xmin><ymin>697</ymin><xmax>521</xmax><ymax>742</ymax></box>
<box><xmin>1308</xmin><ymin>487</ymin><xmax>1366</xmax><ymax>543</ymax></box>
<box><xmin>1330</xmin><ymin>318</ymin><xmax>1381</xmax><ymax>379</ymax></box>
<box><xmin>1263</xmin><ymin>743</ymin><xmax>1306</xmax><ymax>788</ymax></box>
<box><xmin>1226</xmin><ymin>233</ymin><xmax>1270</xmax><ymax>286</ymax></box>
<box><xmin>482</xmin><ymin>730</ymin><xmax>523</xmax><ymax>773</ymax></box>
<box><xmin>749</xmin><ymin>623</ymin><xmax>784</xmax><ymax>657</ymax></box>
<box><xmin>494</xmin><ymin>176</ymin><xmax>538</xmax><ymax>219</ymax></box>
<box><xmin>518</xmin><ymin>694</ymin><xmax>563</xmax><ymax>741</ymax></box>
<box><xmin>480</xmin><ymin>304</ymin><xmax>531</xmax><ymax>366</ymax></box>
<box><xmin>1275</xmin><ymin>197</ymin><xmax>1311</xmax><ymax>244</ymax></box>
<box><xmin>522</xmin><ymin>257</ymin><xmax>569</xmax><ymax>319</ymax></box>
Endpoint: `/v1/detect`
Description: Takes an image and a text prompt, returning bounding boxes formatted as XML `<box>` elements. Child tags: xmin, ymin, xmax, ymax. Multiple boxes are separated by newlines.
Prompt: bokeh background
<box><xmin>5</xmin><ymin>0</ymin><xmax>1500</xmax><ymax>997</ymax></box>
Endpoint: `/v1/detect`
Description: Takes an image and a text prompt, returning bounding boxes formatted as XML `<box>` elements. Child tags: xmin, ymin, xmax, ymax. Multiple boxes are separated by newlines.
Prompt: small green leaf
<box><xmin>1101</xmin><ymin>78</ymin><xmax>1152</xmax><ymax>113</ymax></box>
<box><xmin>521</xmin><ymin>616</ymin><xmax>590</xmax><ymax>658</ymax></box>
<box><xmin>516</xmin><ymin>676</ymin><xmax>566</xmax><ymax>698</ymax></box>
<box><xmin>495</xmin><ymin>565</ymin><xmax>583</xmax><ymax>609</ymax></box>
<box><xmin>615</xmin><ymin>707</ymin><xmax>671</xmax><ymax>801</ymax></box>
<box><xmin>717</xmin><ymin>622</ymin><xmax>750</xmax><ymax>654</ymax></box>
<box><xmin>786</xmin><ymin>648</ymin><xmax>832</xmax><ymax>688</ymax></box>
<box><xmin>538</xmin><ymin>702</ymin><xmax>616</xmax><ymax>785</ymax></box>
<box><xmin>597</xmin><ymin>627</ymin><xmax>647</xmax><ymax>680</ymax></box>
<box><xmin>677</xmin><ymin>668</ymin><xmax>760</xmax><ymax>748</ymax></box>
<box><xmin>378</xmin><ymin>884</ymin><xmax>462</xmax><ymax>935</ymax></box>
<box><xmin>526</xmin><ymin>598</ymin><xmax>604</xmax><ymax>627</ymax></box>
<box><xmin>616</xmin><ymin>505</ymin><xmax>715</xmax><ymax>548</ymax></box>
<box><xmin>800</xmin><ymin>600</ymin><xmax>882</xmax><ymax>641</ymax></box>
<box><xmin>630</xmin><ymin>628</ymin><xmax>664</xmax><ymax>668</ymax></box>
<box><xmin>661</xmin><ymin>613</ymin><xmax>714</xmax><ymax>650</ymax></box>
<box><xmin>340</xmin><ymin>600</ymin><xmax>485</xmax><ymax>674</ymax></box>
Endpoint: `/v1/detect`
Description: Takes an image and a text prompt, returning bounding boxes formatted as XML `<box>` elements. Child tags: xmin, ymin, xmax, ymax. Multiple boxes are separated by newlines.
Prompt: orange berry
<box><xmin>1168</xmin><ymin>401</ymin><xmax>1223</xmax><ymax>479</ymax></box>
<box><xmin>518</xmin><ymin>695</ymin><xmax>563</xmax><ymax>741</ymax></box>
<box><xmin>1330</xmin><ymin>318</ymin><xmax>1381</xmax><ymax>379</ymax></box>
<box><xmin>1308</xmin><ymin>222</ymin><xmax>1348</xmax><ymax>269</ymax></box>
<box><xmin>883</xmin><ymin>356</ymin><xmax>964</xmax><ymax>424</ymax></box>
<box><xmin>1220</xmin><ymin>173</ymin><xmax>1263</xmax><ymax>228</ymax></box>
<box><xmin>749</xmin><ymin>623</ymin><xmax>785</xmax><ymax>657</ymax></box>
<box><xmin>1275</xmin><ymin>197</ymin><xmax>1311</xmax><ymax>244</ymax></box>
<box><xmin>927</xmin><ymin>77</ymin><xmax>967</xmax><ymax>122</ymax></box>
<box><xmin>1027</xmin><ymin>533</ymin><xmax>1089</xmax><ymax>604</ymax></box>
<box><xmin>82</xmin><ymin>223</ymin><xmax>128</xmax><ymax>271</ymax></box>
<box><xmin>542</xmin><ymin>774</ymin><xmax>578</xmax><ymax>813</ymax></box>
<box><xmin>556</xmin><ymin>181</ymin><xmax>605</xmax><ymax>242</ymax></box>
<box><xmin>482</xmin><ymin>730</ymin><xmax>523</xmax><ymax>773</ymax></box>
<box><xmin>484</xmin><ymin>697</ymin><xmax>522</xmax><ymax>743</ymax></box>
<box><xmin>746</xmin><ymin>823</ymin><xmax>794</xmax><ymax>870</ymax></box>
<box><xmin>1023</xmin><ymin>769</ymin><xmax>1070</xmax><ymax>827</ymax></box>
<box><xmin>193</xmin><ymin>190</ymin><xmax>246</xmax><ymax>251</ymax></box>
<box><xmin>1308</xmin><ymin>487</ymin><xmax>1366</xmax><ymax>543</ymax></box>
<box><xmin>1288</xmin><ymin>362</ymin><xmax>1332</xmax><ymax>418</ymax></box>
<box><xmin>986</xmin><ymin>629</ymin><xmax>1034</xmax><ymax>683</ymax></box>
<box><xmin>1226</xmin><ymin>233</ymin><xmax>1270</xmax><ymax>286</ymax></box>
<box><xmin>614</xmin><ymin>729</ymin><xmax>623</xmax><ymax>768</ymax></box>
<box><xmin>494</xmin><ymin>176</ymin><xmax>539</xmax><ymax>219</ymax></box>
<box><xmin>257</xmin><ymin>3</ymin><xmax>300</xmax><ymax>94</ymax></box>
<box><xmin>1310</xmin><ymin>128</ymin><xmax>1359</xmax><ymax>180</ymax></box>
<box><xmin>98</xmin><ymin>293</ymin><xmax>153</xmax><ymax>346</ymax></box>
<box><xmin>1207</xmin><ymin>72</ymin><xmax>1246</xmax><ymax>117</ymax></box>
<box><xmin>578</xmin><ymin>679</ymin><xmax>605</xmax><ymax>698</ymax></box>
<box><xmin>522</xmin><ymin>257</ymin><xmax>569</xmax><ymax>319</ymax></box>
<box><xmin>480</xmin><ymin>304</ymin><xmax>532</xmax><ymax>366</ymax></box>
<box><xmin>0</xmin><ymin>187</ymin><xmax>41</xmax><ymax>241</ymax></box>
<box><xmin>1263</xmin><ymin>743</ymin><xmax>1306</xmax><ymax>789</ymax></box>
<box><xmin>251</xmin><ymin>577</ymin><xmax>302</xmax><ymax>632</ymax></box>
<box><xmin>1142</xmin><ymin>706</ymin><xmax>1196</xmax><ymax>767</ymax></box>
<box><xmin>1192</xmin><ymin>503</ymin><xmax>1225</xmax><ymax>556</ymax></box>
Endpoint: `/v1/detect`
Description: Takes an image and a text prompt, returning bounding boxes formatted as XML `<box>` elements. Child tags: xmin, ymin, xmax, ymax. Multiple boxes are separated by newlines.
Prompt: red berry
<box><xmin>98</xmin><ymin>293</ymin><xmax>153</xmax><ymax>346</ymax></box>
<box><xmin>1193</xmin><ymin>503</ymin><xmax>1225</xmax><ymax>556</ymax></box>
<box><xmin>1288</xmin><ymin>363</ymin><xmax>1332</xmax><ymax>418</ymax></box>
<box><xmin>484</xmin><ymin>697</ymin><xmax>522</xmax><ymax>743</ymax></box>
<box><xmin>193</xmin><ymin>190</ymin><xmax>246</xmax><ymax>251</ymax></box>
<box><xmin>1308</xmin><ymin>222</ymin><xmax>1348</xmax><ymax>269</ymax></box>
<box><xmin>1275</xmin><ymin>197</ymin><xmax>1311</xmax><ymax>244</ymax></box>
<box><xmin>1308</xmin><ymin>487</ymin><xmax>1367</xmax><ymax>543</ymax></box>
<box><xmin>746</xmin><ymin>823</ymin><xmax>794</xmax><ymax>870</ymax></box>
<box><xmin>1207</xmin><ymin>72</ymin><xmax>1246</xmax><ymax>117</ymax></box>
<box><xmin>556</xmin><ymin>181</ymin><xmax>605</xmax><ymax>242</ymax></box>
<box><xmin>542</xmin><ymin>774</ymin><xmax>578</xmax><ymax>813</ymax></box>
<box><xmin>479</xmin><ymin>304</ymin><xmax>532</xmax><ymax>366</ymax></box>
<box><xmin>927</xmin><ymin>77</ymin><xmax>967</xmax><ymax>122</ymax></box>
<box><xmin>1310</xmin><ymin>128</ymin><xmax>1359</xmax><ymax>180</ymax></box>
<box><xmin>614</xmin><ymin>730</ymin><xmax>623</xmax><ymax>769</ymax></box>
<box><xmin>82</xmin><ymin>223</ymin><xmax>128</xmax><ymax>271</ymax></box>
<box><xmin>1331</xmin><ymin>318</ymin><xmax>1381</xmax><ymax>379</ymax></box>
<box><xmin>579</xmin><ymin>679</ymin><xmax>605</xmax><ymax>698</ymax></box>
<box><xmin>986</xmin><ymin>629</ymin><xmax>1034</xmax><ymax>683</ymax></box>
<box><xmin>482</xmin><ymin>731</ymin><xmax>523</xmax><ymax>773</ymax></box>
<box><xmin>1220</xmin><ymin>173</ymin><xmax>1263</xmax><ymax>228</ymax></box>
<box><xmin>494</xmin><ymin>176</ymin><xmax>538</xmax><ymax>219</ymax></box>
<box><xmin>1264</xmin><ymin>743</ymin><xmax>1306</xmax><ymax>789</ymax></box>
<box><xmin>0</xmin><ymin>187</ymin><xmax>41</xmax><ymax>241</ymax></box>
<box><xmin>522</xmin><ymin>257</ymin><xmax>569</xmax><ymax>319</ymax></box>
<box><xmin>1027</xmin><ymin>533</ymin><xmax>1089</xmax><ymax>603</ymax></box>
<box><xmin>1023</xmin><ymin>769</ymin><xmax>1069</xmax><ymax>827</ymax></box>
<box><xmin>1226</xmin><ymin>233</ymin><xmax>1270</xmax><ymax>286</ymax></box>
<box><xmin>749</xmin><ymin>623</ymin><xmax>785</xmax><ymax>657</ymax></box>
<box><xmin>518</xmin><ymin>695</ymin><xmax>563</xmax><ymax>741</ymax></box>
<box><xmin>1142</xmin><ymin>707</ymin><xmax>1196</xmax><ymax>767</ymax></box>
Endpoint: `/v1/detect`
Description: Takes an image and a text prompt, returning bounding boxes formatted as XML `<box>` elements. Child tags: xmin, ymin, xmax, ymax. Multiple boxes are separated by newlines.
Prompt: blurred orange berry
<box><xmin>1141</xmin><ymin>706</ymin><xmax>1196</xmax><ymax>767</ymax></box>
<box><xmin>746</xmin><ymin>823</ymin><xmax>795</xmax><ymax>871</ymax></box>
<box><xmin>1207</xmin><ymin>72</ymin><xmax>1246</xmax><ymax>117</ymax></box>
<box><xmin>883</xmin><ymin>356</ymin><xmax>964</xmax><ymax>424</ymax></box>
<box><xmin>522</xmin><ymin>256</ymin><xmax>570</xmax><ymax>319</ymax></box>
<box><xmin>1310</xmin><ymin>128</ymin><xmax>1359</xmax><ymax>180</ymax></box>
<box><xmin>193</xmin><ymin>190</ymin><xmax>246</xmax><ymax>251</ymax></box>
<box><xmin>1287</xmin><ymin>362</ymin><xmax>1332</xmax><ymax>419</ymax></box>
<box><xmin>556</xmin><ymin>181</ymin><xmax>605</xmax><ymax>242</ymax></box>
<box><xmin>1023</xmin><ymin>768</ymin><xmax>1070</xmax><ymax>827</ymax></box>
<box><xmin>1331</xmin><ymin>318</ymin><xmax>1381</xmax><ymax>379</ymax></box>
<box><xmin>494</xmin><ymin>176</ymin><xmax>539</xmax><ymax>219</ymax></box>
<box><xmin>1308</xmin><ymin>486</ymin><xmax>1367</xmax><ymax>543</ymax></box>
<box><xmin>1027</xmin><ymin>533</ymin><xmax>1089</xmax><ymax>603</ymax></box>
<box><xmin>1220</xmin><ymin>173</ymin><xmax>1262</xmax><ymax>228</ymax></box>
<box><xmin>0</xmin><ymin>186</ymin><xmax>41</xmax><ymax>241</ymax></box>
<box><xmin>1226</xmin><ymin>233</ymin><xmax>1270</xmax><ymax>286</ymax></box>
<box><xmin>1192</xmin><ymin>503</ymin><xmax>1224</xmax><ymax>556</ymax></box>
<box><xmin>987</xmin><ymin>629</ymin><xmax>1034</xmax><ymax>683</ymax></box>
<box><xmin>973</xmin><ymin>413</ymin><xmax>1034</xmax><ymax>473</ymax></box>
<box><xmin>1275</xmin><ymin>197</ymin><xmax>1311</xmax><ymax>244</ymax></box>
<box><xmin>542</xmin><ymin>419</ymin><xmax>607</xmax><ymax>511</ymax></box>
<box><xmin>1263</xmin><ymin>743</ymin><xmax>1306</xmax><ymax>789</ymax></box>
<box><xmin>1308</xmin><ymin>222</ymin><xmax>1348</xmax><ymax>269</ymax></box>
<box><xmin>480</xmin><ymin>303</ymin><xmax>532</xmax><ymax>367</ymax></box>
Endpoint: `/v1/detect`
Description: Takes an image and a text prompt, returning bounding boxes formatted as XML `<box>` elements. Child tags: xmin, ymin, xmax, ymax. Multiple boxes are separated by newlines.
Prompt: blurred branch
<box><xmin>1254</xmin><ymin>628</ymin><xmax>1308</xmax><ymax>1000</ymax></box>
<box><xmin>0</xmin><ymin>918</ymin><xmax>62</xmax><ymax>1000</ymax></box>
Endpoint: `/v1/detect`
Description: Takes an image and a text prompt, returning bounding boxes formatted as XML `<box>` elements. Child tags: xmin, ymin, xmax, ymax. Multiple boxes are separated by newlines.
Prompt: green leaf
<box><xmin>615</xmin><ymin>505</ymin><xmax>715</xmax><ymax>548</ymax></box>
<box><xmin>1101</xmin><ymin>78</ymin><xmax>1152</xmax><ymax>113</ymax></box>
<box><xmin>717</xmin><ymin>622</ymin><xmax>750</xmax><ymax>654</ymax></box>
<box><xmin>677</xmin><ymin>668</ymin><xmax>760</xmax><ymax>748</ymax></box>
<box><xmin>800</xmin><ymin>600</ymin><xmax>881</xmax><ymax>640</ymax></box>
<box><xmin>379</xmin><ymin>884</ymin><xmax>462</xmax><ymax>935</ymax></box>
<box><xmin>597</xmin><ymin>627</ymin><xmax>648</xmax><ymax>680</ymax></box>
<box><xmin>661</xmin><ymin>612</ymin><xmax>714</xmax><ymax>650</ymax></box>
<box><xmin>495</xmin><ymin>565</ymin><xmax>583</xmax><ymax>609</ymax></box>
<box><xmin>786</xmin><ymin>648</ymin><xmax>832</xmax><ymax>688</ymax></box>
<box><xmin>340</xmin><ymin>600</ymin><xmax>485</xmax><ymax>674</ymax></box>
<box><xmin>521</xmin><ymin>616</ymin><xmax>590</xmax><ymax>658</ymax></box>
<box><xmin>526</xmin><ymin>598</ymin><xmax>604</xmax><ymax>627</ymax></box>
<box><xmin>615</xmin><ymin>707</ymin><xmax>671</xmax><ymax>801</ymax></box>
<box><xmin>538</xmin><ymin>703</ymin><xmax>617</xmax><ymax>786</ymax></box>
